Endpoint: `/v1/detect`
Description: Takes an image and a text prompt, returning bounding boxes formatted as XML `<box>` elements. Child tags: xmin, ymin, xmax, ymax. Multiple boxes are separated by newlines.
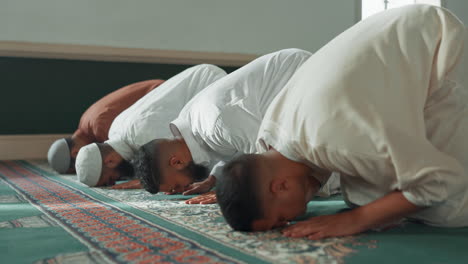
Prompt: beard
<box><xmin>185</xmin><ymin>161</ymin><xmax>209</xmax><ymax>181</ymax></box>
<box><xmin>116</xmin><ymin>159</ymin><xmax>135</xmax><ymax>179</ymax></box>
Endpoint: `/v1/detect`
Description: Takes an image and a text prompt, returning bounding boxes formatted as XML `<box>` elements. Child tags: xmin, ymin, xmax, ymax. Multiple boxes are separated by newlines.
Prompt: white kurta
<box><xmin>170</xmin><ymin>49</ymin><xmax>312</xmax><ymax>178</ymax></box>
<box><xmin>257</xmin><ymin>5</ymin><xmax>468</xmax><ymax>227</ymax></box>
<box><xmin>106</xmin><ymin>64</ymin><xmax>227</xmax><ymax>160</ymax></box>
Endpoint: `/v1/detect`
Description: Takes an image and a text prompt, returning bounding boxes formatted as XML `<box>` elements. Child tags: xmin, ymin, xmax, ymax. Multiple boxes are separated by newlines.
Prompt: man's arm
<box><xmin>182</xmin><ymin>156</ymin><xmax>240</xmax><ymax>202</ymax></box>
<box><xmin>183</xmin><ymin>174</ymin><xmax>217</xmax><ymax>195</ymax></box>
<box><xmin>282</xmin><ymin>191</ymin><xmax>421</xmax><ymax>239</ymax></box>
<box><xmin>112</xmin><ymin>179</ymin><xmax>142</xmax><ymax>189</ymax></box>
<box><xmin>185</xmin><ymin>106</ymin><xmax>260</xmax><ymax>203</ymax></box>
<box><xmin>182</xmin><ymin>161</ymin><xmax>226</xmax><ymax>204</ymax></box>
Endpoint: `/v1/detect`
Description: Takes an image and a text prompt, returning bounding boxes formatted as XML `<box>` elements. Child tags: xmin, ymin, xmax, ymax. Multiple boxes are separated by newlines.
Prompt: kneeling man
<box><xmin>217</xmin><ymin>5</ymin><xmax>468</xmax><ymax>238</ymax></box>
<box><xmin>74</xmin><ymin>64</ymin><xmax>226</xmax><ymax>187</ymax></box>
<box><xmin>134</xmin><ymin>49</ymin><xmax>313</xmax><ymax>201</ymax></box>
<box><xmin>47</xmin><ymin>79</ymin><xmax>165</xmax><ymax>174</ymax></box>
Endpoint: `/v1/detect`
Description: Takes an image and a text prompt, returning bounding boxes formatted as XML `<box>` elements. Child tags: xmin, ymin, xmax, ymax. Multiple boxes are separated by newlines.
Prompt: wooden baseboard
<box><xmin>0</xmin><ymin>134</ymin><xmax>71</xmax><ymax>160</ymax></box>
<box><xmin>0</xmin><ymin>41</ymin><xmax>257</xmax><ymax>67</ymax></box>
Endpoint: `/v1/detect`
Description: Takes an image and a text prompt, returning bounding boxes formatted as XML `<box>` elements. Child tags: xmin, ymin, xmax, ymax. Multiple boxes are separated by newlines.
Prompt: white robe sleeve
<box><xmin>209</xmin><ymin>161</ymin><xmax>226</xmax><ymax>179</ymax></box>
<box><xmin>205</xmin><ymin>105</ymin><xmax>260</xmax><ymax>179</ymax></box>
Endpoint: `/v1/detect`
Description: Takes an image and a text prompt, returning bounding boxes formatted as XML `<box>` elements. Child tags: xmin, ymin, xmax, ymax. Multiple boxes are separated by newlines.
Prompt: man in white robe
<box><xmin>217</xmin><ymin>5</ymin><xmax>468</xmax><ymax>237</ymax></box>
<box><xmin>132</xmin><ymin>49</ymin><xmax>314</xmax><ymax>202</ymax></box>
<box><xmin>74</xmin><ymin>64</ymin><xmax>226</xmax><ymax>187</ymax></box>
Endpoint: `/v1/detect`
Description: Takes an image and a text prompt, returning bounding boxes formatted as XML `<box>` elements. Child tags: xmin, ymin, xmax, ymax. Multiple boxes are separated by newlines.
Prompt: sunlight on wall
<box><xmin>361</xmin><ymin>0</ymin><xmax>440</xmax><ymax>20</ymax></box>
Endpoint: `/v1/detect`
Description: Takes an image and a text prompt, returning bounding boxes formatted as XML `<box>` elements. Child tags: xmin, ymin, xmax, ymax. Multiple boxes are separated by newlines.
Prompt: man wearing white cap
<box><xmin>75</xmin><ymin>64</ymin><xmax>227</xmax><ymax>187</ymax></box>
<box><xmin>47</xmin><ymin>79</ymin><xmax>165</xmax><ymax>174</ymax></box>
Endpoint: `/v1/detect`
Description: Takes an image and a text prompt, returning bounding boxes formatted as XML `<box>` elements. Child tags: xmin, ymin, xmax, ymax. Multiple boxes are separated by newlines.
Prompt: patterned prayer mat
<box><xmin>1</xmin><ymin>160</ymin><xmax>468</xmax><ymax>264</ymax></box>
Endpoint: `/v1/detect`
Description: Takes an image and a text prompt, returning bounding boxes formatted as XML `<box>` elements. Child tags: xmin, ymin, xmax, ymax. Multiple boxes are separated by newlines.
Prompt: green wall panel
<box><xmin>0</xmin><ymin>56</ymin><xmax>237</xmax><ymax>135</ymax></box>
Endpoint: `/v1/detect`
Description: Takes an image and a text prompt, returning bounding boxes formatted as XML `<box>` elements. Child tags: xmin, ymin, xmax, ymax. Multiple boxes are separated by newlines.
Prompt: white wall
<box><xmin>0</xmin><ymin>0</ymin><xmax>358</xmax><ymax>55</ymax></box>
<box><xmin>444</xmin><ymin>0</ymin><xmax>468</xmax><ymax>88</ymax></box>
<box><xmin>445</xmin><ymin>0</ymin><xmax>468</xmax><ymax>24</ymax></box>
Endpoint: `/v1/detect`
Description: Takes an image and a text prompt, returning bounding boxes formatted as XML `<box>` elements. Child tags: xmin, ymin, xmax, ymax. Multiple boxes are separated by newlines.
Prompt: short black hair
<box><xmin>65</xmin><ymin>137</ymin><xmax>74</xmax><ymax>149</ymax></box>
<box><xmin>96</xmin><ymin>143</ymin><xmax>135</xmax><ymax>179</ymax></box>
<box><xmin>132</xmin><ymin>139</ymin><xmax>209</xmax><ymax>194</ymax></box>
<box><xmin>216</xmin><ymin>154</ymin><xmax>264</xmax><ymax>231</ymax></box>
<box><xmin>65</xmin><ymin>137</ymin><xmax>75</xmax><ymax>170</ymax></box>
<box><xmin>132</xmin><ymin>140</ymin><xmax>161</xmax><ymax>194</ymax></box>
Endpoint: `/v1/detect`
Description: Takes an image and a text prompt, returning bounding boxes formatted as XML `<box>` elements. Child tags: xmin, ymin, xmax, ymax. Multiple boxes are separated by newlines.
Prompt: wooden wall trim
<box><xmin>0</xmin><ymin>41</ymin><xmax>257</xmax><ymax>66</ymax></box>
<box><xmin>0</xmin><ymin>134</ymin><xmax>71</xmax><ymax>160</ymax></box>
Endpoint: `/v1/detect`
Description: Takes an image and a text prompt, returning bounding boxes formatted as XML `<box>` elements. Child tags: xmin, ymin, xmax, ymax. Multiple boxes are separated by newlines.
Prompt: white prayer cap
<box><xmin>75</xmin><ymin>143</ymin><xmax>102</xmax><ymax>187</ymax></box>
<box><xmin>47</xmin><ymin>138</ymin><xmax>71</xmax><ymax>174</ymax></box>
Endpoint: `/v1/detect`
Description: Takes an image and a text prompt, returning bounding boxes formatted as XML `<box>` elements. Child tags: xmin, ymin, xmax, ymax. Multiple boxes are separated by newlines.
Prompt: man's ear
<box><xmin>169</xmin><ymin>156</ymin><xmax>186</xmax><ymax>170</ymax></box>
<box><xmin>103</xmin><ymin>152</ymin><xmax>122</xmax><ymax>169</ymax></box>
<box><xmin>270</xmin><ymin>178</ymin><xmax>289</xmax><ymax>195</ymax></box>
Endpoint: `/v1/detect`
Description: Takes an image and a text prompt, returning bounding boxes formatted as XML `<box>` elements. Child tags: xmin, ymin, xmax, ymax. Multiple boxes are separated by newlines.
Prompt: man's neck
<box><xmin>304</xmin><ymin>172</ymin><xmax>321</xmax><ymax>201</ymax></box>
<box><xmin>71</xmin><ymin>134</ymin><xmax>91</xmax><ymax>148</ymax></box>
<box><xmin>265</xmin><ymin>149</ymin><xmax>320</xmax><ymax>200</ymax></box>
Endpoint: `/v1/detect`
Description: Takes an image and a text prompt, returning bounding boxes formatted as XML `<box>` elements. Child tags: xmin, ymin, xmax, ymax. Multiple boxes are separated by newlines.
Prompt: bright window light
<box><xmin>361</xmin><ymin>0</ymin><xmax>441</xmax><ymax>20</ymax></box>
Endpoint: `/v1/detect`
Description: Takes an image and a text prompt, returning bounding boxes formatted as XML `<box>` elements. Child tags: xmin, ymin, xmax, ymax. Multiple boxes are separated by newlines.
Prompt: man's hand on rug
<box><xmin>111</xmin><ymin>179</ymin><xmax>142</xmax><ymax>189</ymax></box>
<box><xmin>182</xmin><ymin>175</ymin><xmax>216</xmax><ymax>195</ymax></box>
<box><xmin>185</xmin><ymin>191</ymin><xmax>217</xmax><ymax>204</ymax></box>
<box><xmin>282</xmin><ymin>210</ymin><xmax>366</xmax><ymax>240</ymax></box>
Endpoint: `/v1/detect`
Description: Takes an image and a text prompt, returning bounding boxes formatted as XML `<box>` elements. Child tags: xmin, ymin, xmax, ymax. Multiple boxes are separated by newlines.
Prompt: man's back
<box><xmin>75</xmin><ymin>79</ymin><xmax>164</xmax><ymax>142</ymax></box>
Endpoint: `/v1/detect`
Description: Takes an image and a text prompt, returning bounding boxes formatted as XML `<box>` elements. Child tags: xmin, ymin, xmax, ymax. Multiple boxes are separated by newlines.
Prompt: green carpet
<box><xmin>1</xmin><ymin>160</ymin><xmax>467</xmax><ymax>264</ymax></box>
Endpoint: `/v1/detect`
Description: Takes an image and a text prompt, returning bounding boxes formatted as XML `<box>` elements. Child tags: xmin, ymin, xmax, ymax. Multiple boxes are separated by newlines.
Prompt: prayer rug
<box><xmin>1</xmin><ymin>160</ymin><xmax>468</xmax><ymax>264</ymax></box>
